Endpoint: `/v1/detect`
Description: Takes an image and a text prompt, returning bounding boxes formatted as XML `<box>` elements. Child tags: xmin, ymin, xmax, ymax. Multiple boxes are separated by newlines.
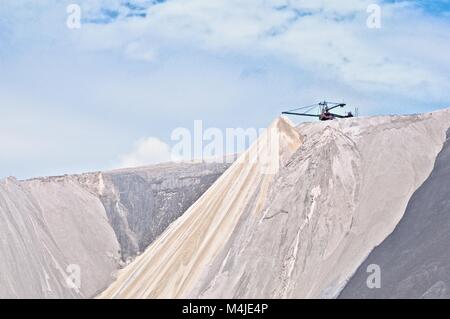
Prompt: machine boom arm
<box><xmin>325</xmin><ymin>103</ymin><xmax>346</xmax><ymax>111</ymax></box>
<box><xmin>282</xmin><ymin>101</ymin><xmax>354</xmax><ymax>121</ymax></box>
<box><xmin>281</xmin><ymin>112</ymin><xmax>320</xmax><ymax>117</ymax></box>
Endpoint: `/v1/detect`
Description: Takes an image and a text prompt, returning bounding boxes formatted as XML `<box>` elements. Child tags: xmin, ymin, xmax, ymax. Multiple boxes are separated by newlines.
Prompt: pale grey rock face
<box><xmin>0</xmin><ymin>177</ymin><xmax>119</xmax><ymax>299</ymax></box>
<box><xmin>0</xmin><ymin>162</ymin><xmax>230</xmax><ymax>298</ymax></box>
<box><xmin>339</xmin><ymin>129</ymin><xmax>450</xmax><ymax>299</ymax></box>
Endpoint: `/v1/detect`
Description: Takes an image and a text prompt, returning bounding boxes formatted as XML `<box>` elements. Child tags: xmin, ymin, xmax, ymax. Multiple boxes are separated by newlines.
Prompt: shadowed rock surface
<box><xmin>78</xmin><ymin>162</ymin><xmax>232</xmax><ymax>259</ymax></box>
<box><xmin>339</xmin><ymin>128</ymin><xmax>450</xmax><ymax>299</ymax></box>
<box><xmin>0</xmin><ymin>162</ymin><xmax>230</xmax><ymax>298</ymax></box>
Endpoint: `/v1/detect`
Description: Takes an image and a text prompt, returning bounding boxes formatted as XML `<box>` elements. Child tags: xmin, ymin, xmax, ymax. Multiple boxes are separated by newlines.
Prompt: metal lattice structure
<box><xmin>282</xmin><ymin>101</ymin><xmax>357</xmax><ymax>121</ymax></box>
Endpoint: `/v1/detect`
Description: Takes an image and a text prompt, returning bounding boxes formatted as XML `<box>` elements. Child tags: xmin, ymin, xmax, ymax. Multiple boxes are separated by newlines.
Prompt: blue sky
<box><xmin>387</xmin><ymin>0</ymin><xmax>450</xmax><ymax>15</ymax></box>
<box><xmin>1</xmin><ymin>0</ymin><xmax>449</xmax><ymax>179</ymax></box>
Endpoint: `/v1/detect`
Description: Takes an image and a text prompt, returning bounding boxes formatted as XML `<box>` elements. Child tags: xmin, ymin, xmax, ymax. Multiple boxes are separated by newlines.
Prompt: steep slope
<box><xmin>0</xmin><ymin>177</ymin><xmax>119</xmax><ymax>298</ymax></box>
<box><xmin>100</xmin><ymin>110</ymin><xmax>450</xmax><ymax>299</ymax></box>
<box><xmin>0</xmin><ymin>162</ymin><xmax>229</xmax><ymax>298</ymax></box>
<box><xmin>99</xmin><ymin>117</ymin><xmax>303</xmax><ymax>298</ymax></box>
<box><xmin>339</xmin><ymin>128</ymin><xmax>450</xmax><ymax>299</ymax></box>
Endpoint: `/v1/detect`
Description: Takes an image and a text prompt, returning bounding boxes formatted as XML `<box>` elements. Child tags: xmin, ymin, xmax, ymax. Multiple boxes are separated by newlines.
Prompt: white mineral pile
<box><xmin>100</xmin><ymin>109</ymin><xmax>450</xmax><ymax>299</ymax></box>
<box><xmin>0</xmin><ymin>177</ymin><xmax>119</xmax><ymax>298</ymax></box>
<box><xmin>0</xmin><ymin>162</ymin><xmax>229</xmax><ymax>298</ymax></box>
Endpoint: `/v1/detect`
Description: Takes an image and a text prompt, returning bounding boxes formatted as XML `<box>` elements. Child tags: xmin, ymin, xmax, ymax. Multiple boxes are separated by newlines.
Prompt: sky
<box><xmin>0</xmin><ymin>0</ymin><xmax>449</xmax><ymax>179</ymax></box>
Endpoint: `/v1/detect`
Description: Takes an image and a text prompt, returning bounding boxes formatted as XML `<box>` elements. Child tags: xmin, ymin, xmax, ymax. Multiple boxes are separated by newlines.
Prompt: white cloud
<box><xmin>4</xmin><ymin>1</ymin><xmax>450</xmax><ymax>103</ymax></box>
<box><xmin>64</xmin><ymin>0</ymin><xmax>450</xmax><ymax>102</ymax></box>
<box><xmin>124</xmin><ymin>41</ymin><xmax>158</xmax><ymax>62</ymax></box>
<box><xmin>118</xmin><ymin>137</ymin><xmax>172</xmax><ymax>168</ymax></box>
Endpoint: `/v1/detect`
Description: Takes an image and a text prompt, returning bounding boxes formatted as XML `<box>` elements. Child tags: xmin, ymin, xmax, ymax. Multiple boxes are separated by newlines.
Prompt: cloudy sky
<box><xmin>1</xmin><ymin>0</ymin><xmax>449</xmax><ymax>179</ymax></box>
